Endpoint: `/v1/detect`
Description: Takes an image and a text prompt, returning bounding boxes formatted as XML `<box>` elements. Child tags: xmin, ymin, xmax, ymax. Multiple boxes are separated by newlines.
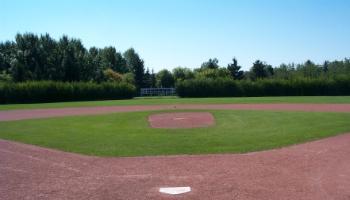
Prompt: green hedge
<box><xmin>176</xmin><ymin>78</ymin><xmax>350</xmax><ymax>97</ymax></box>
<box><xmin>0</xmin><ymin>81</ymin><xmax>136</xmax><ymax>104</ymax></box>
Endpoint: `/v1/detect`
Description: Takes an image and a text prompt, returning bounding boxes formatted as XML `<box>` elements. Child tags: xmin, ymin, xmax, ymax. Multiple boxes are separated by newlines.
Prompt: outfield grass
<box><xmin>0</xmin><ymin>96</ymin><xmax>350</xmax><ymax>111</ymax></box>
<box><xmin>0</xmin><ymin>110</ymin><xmax>349</xmax><ymax>157</ymax></box>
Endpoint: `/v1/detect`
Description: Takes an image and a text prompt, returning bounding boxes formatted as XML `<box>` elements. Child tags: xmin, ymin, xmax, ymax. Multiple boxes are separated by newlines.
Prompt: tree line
<box><xmin>1</xmin><ymin>33</ymin><xmax>350</xmax><ymax>89</ymax></box>
<box><xmin>0</xmin><ymin>33</ymin><xmax>147</xmax><ymax>89</ymax></box>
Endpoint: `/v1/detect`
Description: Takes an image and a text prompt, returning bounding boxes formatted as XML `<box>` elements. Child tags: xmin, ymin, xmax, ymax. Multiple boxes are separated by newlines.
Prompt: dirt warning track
<box><xmin>1</xmin><ymin>133</ymin><xmax>350</xmax><ymax>200</ymax></box>
<box><xmin>1</xmin><ymin>103</ymin><xmax>350</xmax><ymax>121</ymax></box>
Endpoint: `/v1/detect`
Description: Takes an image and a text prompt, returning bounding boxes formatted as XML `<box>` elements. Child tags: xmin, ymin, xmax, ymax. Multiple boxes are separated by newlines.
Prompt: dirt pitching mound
<box><xmin>148</xmin><ymin>112</ymin><xmax>215</xmax><ymax>128</ymax></box>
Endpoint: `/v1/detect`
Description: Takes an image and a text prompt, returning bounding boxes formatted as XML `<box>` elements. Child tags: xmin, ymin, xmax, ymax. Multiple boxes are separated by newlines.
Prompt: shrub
<box><xmin>0</xmin><ymin>81</ymin><xmax>136</xmax><ymax>104</ymax></box>
<box><xmin>103</xmin><ymin>69</ymin><xmax>123</xmax><ymax>82</ymax></box>
<box><xmin>176</xmin><ymin>78</ymin><xmax>242</xmax><ymax>97</ymax></box>
<box><xmin>176</xmin><ymin>78</ymin><xmax>350</xmax><ymax>97</ymax></box>
<box><xmin>122</xmin><ymin>73</ymin><xmax>135</xmax><ymax>85</ymax></box>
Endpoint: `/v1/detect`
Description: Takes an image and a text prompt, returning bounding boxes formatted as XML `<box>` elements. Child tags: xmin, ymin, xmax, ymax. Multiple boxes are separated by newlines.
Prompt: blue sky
<box><xmin>1</xmin><ymin>0</ymin><xmax>349</xmax><ymax>71</ymax></box>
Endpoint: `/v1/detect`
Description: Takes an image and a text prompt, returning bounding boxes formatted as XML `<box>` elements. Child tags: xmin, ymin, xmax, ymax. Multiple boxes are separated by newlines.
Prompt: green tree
<box><xmin>38</xmin><ymin>34</ymin><xmax>61</xmax><ymax>80</ymax></box>
<box><xmin>0</xmin><ymin>32</ymin><xmax>152</xmax><ymax>84</ymax></box>
<box><xmin>122</xmin><ymin>72</ymin><xmax>135</xmax><ymax>85</ymax></box>
<box><xmin>322</xmin><ymin>61</ymin><xmax>329</xmax><ymax>73</ymax></box>
<box><xmin>12</xmin><ymin>33</ymin><xmax>41</xmax><ymax>81</ymax></box>
<box><xmin>124</xmin><ymin>48</ymin><xmax>144</xmax><ymax>89</ymax></box>
<box><xmin>265</xmin><ymin>65</ymin><xmax>274</xmax><ymax>77</ymax></box>
<box><xmin>250</xmin><ymin>60</ymin><xmax>273</xmax><ymax>80</ymax></box>
<box><xmin>201</xmin><ymin>58</ymin><xmax>219</xmax><ymax>69</ymax></box>
<box><xmin>11</xmin><ymin>61</ymin><xmax>28</xmax><ymax>82</ymax></box>
<box><xmin>0</xmin><ymin>41</ymin><xmax>15</xmax><ymax>75</ymax></box>
<box><xmin>297</xmin><ymin>60</ymin><xmax>321</xmax><ymax>79</ymax></box>
<box><xmin>150</xmin><ymin>69</ymin><xmax>156</xmax><ymax>87</ymax></box>
<box><xmin>273</xmin><ymin>63</ymin><xmax>296</xmax><ymax>80</ymax></box>
<box><xmin>143</xmin><ymin>68</ymin><xmax>152</xmax><ymax>87</ymax></box>
<box><xmin>85</xmin><ymin>47</ymin><xmax>101</xmax><ymax>81</ymax></box>
<box><xmin>156</xmin><ymin>69</ymin><xmax>175</xmax><ymax>87</ymax></box>
<box><xmin>99</xmin><ymin>47</ymin><xmax>127</xmax><ymax>73</ymax></box>
<box><xmin>195</xmin><ymin>68</ymin><xmax>230</xmax><ymax>79</ymax></box>
<box><xmin>172</xmin><ymin>67</ymin><xmax>194</xmax><ymax>82</ymax></box>
<box><xmin>58</xmin><ymin>36</ymin><xmax>78</xmax><ymax>81</ymax></box>
<box><xmin>227</xmin><ymin>58</ymin><xmax>244</xmax><ymax>80</ymax></box>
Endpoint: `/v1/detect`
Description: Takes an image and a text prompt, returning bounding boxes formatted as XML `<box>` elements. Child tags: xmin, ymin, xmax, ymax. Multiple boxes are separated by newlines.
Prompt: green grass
<box><xmin>0</xmin><ymin>110</ymin><xmax>349</xmax><ymax>157</ymax></box>
<box><xmin>1</xmin><ymin>96</ymin><xmax>350</xmax><ymax>111</ymax></box>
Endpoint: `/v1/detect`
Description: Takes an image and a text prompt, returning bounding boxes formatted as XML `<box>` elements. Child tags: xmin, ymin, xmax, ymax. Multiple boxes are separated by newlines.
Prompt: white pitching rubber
<box><xmin>159</xmin><ymin>186</ymin><xmax>191</xmax><ymax>195</ymax></box>
<box><xmin>173</xmin><ymin>117</ymin><xmax>186</xmax><ymax>120</ymax></box>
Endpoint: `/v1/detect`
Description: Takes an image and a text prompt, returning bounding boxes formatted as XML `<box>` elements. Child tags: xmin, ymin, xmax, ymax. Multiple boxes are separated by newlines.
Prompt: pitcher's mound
<box><xmin>148</xmin><ymin>112</ymin><xmax>215</xmax><ymax>129</ymax></box>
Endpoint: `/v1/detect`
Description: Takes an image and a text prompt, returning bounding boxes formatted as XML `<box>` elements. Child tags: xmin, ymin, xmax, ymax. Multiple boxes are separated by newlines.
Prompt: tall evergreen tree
<box><xmin>13</xmin><ymin>33</ymin><xmax>41</xmax><ymax>81</ymax></box>
<box><xmin>123</xmin><ymin>48</ymin><xmax>144</xmax><ymax>89</ymax></box>
<box><xmin>323</xmin><ymin>61</ymin><xmax>329</xmax><ymax>73</ymax></box>
<box><xmin>150</xmin><ymin>69</ymin><xmax>156</xmax><ymax>87</ymax></box>
<box><xmin>173</xmin><ymin>67</ymin><xmax>194</xmax><ymax>82</ymax></box>
<box><xmin>58</xmin><ymin>36</ymin><xmax>78</xmax><ymax>81</ymax></box>
<box><xmin>156</xmin><ymin>69</ymin><xmax>175</xmax><ymax>88</ymax></box>
<box><xmin>143</xmin><ymin>68</ymin><xmax>152</xmax><ymax>88</ymax></box>
<box><xmin>99</xmin><ymin>47</ymin><xmax>127</xmax><ymax>73</ymax></box>
<box><xmin>227</xmin><ymin>58</ymin><xmax>244</xmax><ymax>80</ymax></box>
<box><xmin>86</xmin><ymin>47</ymin><xmax>102</xmax><ymax>81</ymax></box>
<box><xmin>250</xmin><ymin>60</ymin><xmax>267</xmax><ymax>80</ymax></box>
<box><xmin>38</xmin><ymin>33</ymin><xmax>60</xmax><ymax>80</ymax></box>
<box><xmin>0</xmin><ymin>41</ymin><xmax>15</xmax><ymax>74</ymax></box>
<box><xmin>201</xmin><ymin>58</ymin><xmax>219</xmax><ymax>69</ymax></box>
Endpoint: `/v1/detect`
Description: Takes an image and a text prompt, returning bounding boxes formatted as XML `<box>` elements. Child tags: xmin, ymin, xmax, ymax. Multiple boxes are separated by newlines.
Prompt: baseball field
<box><xmin>1</xmin><ymin>96</ymin><xmax>350</xmax><ymax>199</ymax></box>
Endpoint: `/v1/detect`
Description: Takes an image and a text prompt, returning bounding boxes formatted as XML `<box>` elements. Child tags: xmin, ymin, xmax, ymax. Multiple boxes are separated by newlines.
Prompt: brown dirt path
<box><xmin>1</xmin><ymin>133</ymin><xmax>350</xmax><ymax>200</ymax></box>
<box><xmin>1</xmin><ymin>103</ymin><xmax>350</xmax><ymax>121</ymax></box>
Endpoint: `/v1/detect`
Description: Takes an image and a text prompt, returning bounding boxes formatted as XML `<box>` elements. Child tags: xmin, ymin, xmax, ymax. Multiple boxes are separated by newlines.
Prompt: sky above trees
<box><xmin>1</xmin><ymin>0</ymin><xmax>349</xmax><ymax>71</ymax></box>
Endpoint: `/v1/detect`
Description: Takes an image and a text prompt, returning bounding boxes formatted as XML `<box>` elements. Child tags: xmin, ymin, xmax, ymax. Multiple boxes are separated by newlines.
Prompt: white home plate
<box><xmin>159</xmin><ymin>187</ymin><xmax>191</xmax><ymax>195</ymax></box>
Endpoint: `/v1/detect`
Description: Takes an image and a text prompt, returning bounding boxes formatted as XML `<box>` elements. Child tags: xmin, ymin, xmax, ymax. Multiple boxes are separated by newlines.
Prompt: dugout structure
<box><xmin>140</xmin><ymin>88</ymin><xmax>176</xmax><ymax>96</ymax></box>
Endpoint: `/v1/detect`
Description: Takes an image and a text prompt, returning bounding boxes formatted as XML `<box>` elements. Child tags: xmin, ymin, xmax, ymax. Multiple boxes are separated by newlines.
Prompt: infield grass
<box><xmin>0</xmin><ymin>110</ymin><xmax>349</xmax><ymax>157</ymax></box>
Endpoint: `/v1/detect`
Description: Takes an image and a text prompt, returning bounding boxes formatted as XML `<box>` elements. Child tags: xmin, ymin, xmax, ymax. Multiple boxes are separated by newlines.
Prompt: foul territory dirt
<box><xmin>1</xmin><ymin>103</ymin><xmax>350</xmax><ymax>121</ymax></box>
<box><xmin>1</xmin><ymin>134</ymin><xmax>350</xmax><ymax>200</ymax></box>
<box><xmin>148</xmin><ymin>112</ymin><xmax>215</xmax><ymax>128</ymax></box>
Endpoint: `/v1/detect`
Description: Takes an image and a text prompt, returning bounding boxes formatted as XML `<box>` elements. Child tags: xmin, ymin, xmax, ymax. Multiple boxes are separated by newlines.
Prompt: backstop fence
<box><xmin>140</xmin><ymin>88</ymin><xmax>176</xmax><ymax>96</ymax></box>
